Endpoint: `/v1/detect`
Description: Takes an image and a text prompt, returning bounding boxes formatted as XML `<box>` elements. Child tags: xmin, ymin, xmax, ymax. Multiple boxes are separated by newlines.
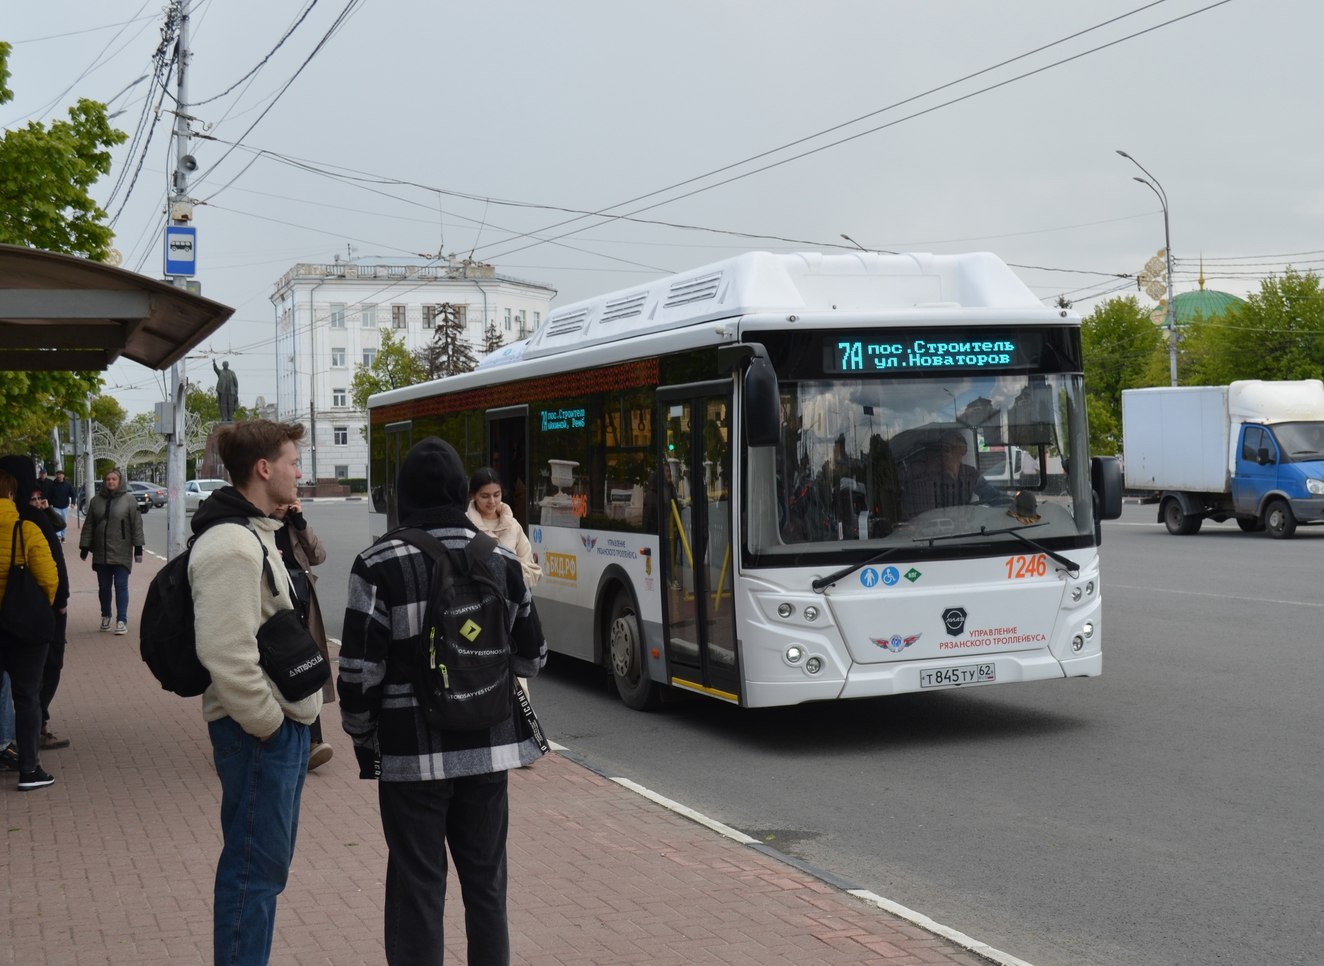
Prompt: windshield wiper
<box><xmin>812</xmin><ymin>544</ymin><xmax>907</xmax><ymax>592</ymax></box>
<box><xmin>916</xmin><ymin>523</ymin><xmax>1081</xmax><ymax>577</ymax></box>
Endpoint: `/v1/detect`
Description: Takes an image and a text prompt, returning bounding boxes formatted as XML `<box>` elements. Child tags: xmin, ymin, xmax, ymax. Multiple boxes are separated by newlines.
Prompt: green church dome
<box><xmin>1172</xmin><ymin>287</ymin><xmax>1244</xmax><ymax>324</ymax></box>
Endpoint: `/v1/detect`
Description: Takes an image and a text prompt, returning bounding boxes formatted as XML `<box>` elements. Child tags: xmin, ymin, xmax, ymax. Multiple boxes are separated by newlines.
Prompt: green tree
<box><xmin>183</xmin><ymin>379</ymin><xmax>251</xmax><ymax>426</ymax></box>
<box><xmin>484</xmin><ymin>319</ymin><xmax>505</xmax><ymax>355</ymax></box>
<box><xmin>1080</xmin><ymin>295</ymin><xmax>1167</xmax><ymax>453</ymax></box>
<box><xmin>0</xmin><ymin>42</ymin><xmax>125</xmax><ymax>440</ymax></box>
<box><xmin>90</xmin><ymin>394</ymin><xmax>127</xmax><ymax>434</ymax></box>
<box><xmin>351</xmin><ymin>329</ymin><xmax>425</xmax><ymax>410</ymax></box>
<box><xmin>1180</xmin><ymin>269</ymin><xmax>1324</xmax><ymax>385</ymax></box>
<box><xmin>418</xmin><ymin>303</ymin><xmax>477</xmax><ymax>379</ymax></box>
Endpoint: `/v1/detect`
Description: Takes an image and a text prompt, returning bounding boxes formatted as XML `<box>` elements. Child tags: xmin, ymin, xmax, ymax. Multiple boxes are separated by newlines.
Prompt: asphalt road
<box><xmin>140</xmin><ymin>499</ymin><xmax>1323</xmax><ymax>966</ymax></box>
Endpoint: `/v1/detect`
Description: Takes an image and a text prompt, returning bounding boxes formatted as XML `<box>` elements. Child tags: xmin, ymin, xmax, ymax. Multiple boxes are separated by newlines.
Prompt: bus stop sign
<box><xmin>164</xmin><ymin>226</ymin><xmax>197</xmax><ymax>277</ymax></box>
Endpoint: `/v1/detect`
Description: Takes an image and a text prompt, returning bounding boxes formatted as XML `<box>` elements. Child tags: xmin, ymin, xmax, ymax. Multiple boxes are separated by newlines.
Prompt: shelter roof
<box><xmin>0</xmin><ymin>244</ymin><xmax>233</xmax><ymax>371</ymax></box>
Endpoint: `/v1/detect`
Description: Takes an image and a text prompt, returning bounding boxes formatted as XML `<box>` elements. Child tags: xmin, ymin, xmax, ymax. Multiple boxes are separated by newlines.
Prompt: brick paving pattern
<box><xmin>2</xmin><ymin>519</ymin><xmax>992</xmax><ymax>965</ymax></box>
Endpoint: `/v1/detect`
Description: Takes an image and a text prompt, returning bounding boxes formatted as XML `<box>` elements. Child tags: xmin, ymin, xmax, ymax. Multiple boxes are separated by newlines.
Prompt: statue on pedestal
<box><xmin>214</xmin><ymin>360</ymin><xmax>239</xmax><ymax>423</ymax></box>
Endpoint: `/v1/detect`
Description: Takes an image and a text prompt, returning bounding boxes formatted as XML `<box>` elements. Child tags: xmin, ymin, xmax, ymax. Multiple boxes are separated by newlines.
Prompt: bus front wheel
<box><xmin>607</xmin><ymin>593</ymin><xmax>660</xmax><ymax>711</ymax></box>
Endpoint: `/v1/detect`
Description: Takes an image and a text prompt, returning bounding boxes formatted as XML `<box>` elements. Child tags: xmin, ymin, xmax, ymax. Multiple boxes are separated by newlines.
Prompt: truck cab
<box><xmin>1231</xmin><ymin>422</ymin><xmax>1324</xmax><ymax>537</ymax></box>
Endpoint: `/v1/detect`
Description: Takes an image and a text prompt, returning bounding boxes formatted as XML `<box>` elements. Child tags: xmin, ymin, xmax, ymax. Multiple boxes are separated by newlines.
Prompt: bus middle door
<box><xmin>658</xmin><ymin>384</ymin><xmax>739</xmax><ymax>703</ymax></box>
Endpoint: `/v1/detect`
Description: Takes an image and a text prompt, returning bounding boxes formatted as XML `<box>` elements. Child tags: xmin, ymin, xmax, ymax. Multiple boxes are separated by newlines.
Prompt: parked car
<box><xmin>184</xmin><ymin>478</ymin><xmax>227</xmax><ymax>512</ymax></box>
<box><xmin>127</xmin><ymin>481</ymin><xmax>167</xmax><ymax>513</ymax></box>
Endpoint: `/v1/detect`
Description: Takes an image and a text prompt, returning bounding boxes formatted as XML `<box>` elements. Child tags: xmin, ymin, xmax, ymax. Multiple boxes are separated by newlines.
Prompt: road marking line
<box><xmin>1110</xmin><ymin>583</ymin><xmax>1324</xmax><ymax>608</ymax></box>
<box><xmin>590</xmin><ymin>760</ymin><xmax>1034</xmax><ymax>966</ymax></box>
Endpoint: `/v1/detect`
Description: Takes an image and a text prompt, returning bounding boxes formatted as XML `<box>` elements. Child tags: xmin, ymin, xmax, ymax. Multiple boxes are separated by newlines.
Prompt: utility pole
<box><xmin>165</xmin><ymin>0</ymin><xmax>194</xmax><ymax>559</ymax></box>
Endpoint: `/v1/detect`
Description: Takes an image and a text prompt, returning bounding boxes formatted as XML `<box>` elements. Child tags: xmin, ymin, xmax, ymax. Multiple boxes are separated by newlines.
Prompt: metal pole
<box><xmin>1117</xmin><ymin>150</ymin><xmax>1178</xmax><ymax>386</ymax></box>
<box><xmin>166</xmin><ymin>0</ymin><xmax>192</xmax><ymax>558</ymax></box>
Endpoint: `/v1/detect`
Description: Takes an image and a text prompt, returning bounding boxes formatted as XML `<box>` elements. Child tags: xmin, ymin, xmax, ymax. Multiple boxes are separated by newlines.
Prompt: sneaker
<box><xmin>100</xmin><ymin>616</ymin><xmax>111</xmax><ymax>632</ymax></box>
<box><xmin>307</xmin><ymin>742</ymin><xmax>334</xmax><ymax>772</ymax></box>
<box><xmin>115</xmin><ymin>620</ymin><xmax>127</xmax><ymax>635</ymax></box>
<box><xmin>0</xmin><ymin>744</ymin><xmax>18</xmax><ymax>770</ymax></box>
<box><xmin>18</xmin><ymin>767</ymin><xmax>55</xmax><ymax>790</ymax></box>
<box><xmin>41</xmin><ymin>729</ymin><xmax>71</xmax><ymax>750</ymax></box>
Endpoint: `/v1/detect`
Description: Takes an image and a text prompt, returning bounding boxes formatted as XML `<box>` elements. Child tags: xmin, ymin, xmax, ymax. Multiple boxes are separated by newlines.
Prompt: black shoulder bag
<box><xmin>245</xmin><ymin>528</ymin><xmax>329</xmax><ymax>701</ymax></box>
<box><xmin>0</xmin><ymin>521</ymin><xmax>56</xmax><ymax>648</ymax></box>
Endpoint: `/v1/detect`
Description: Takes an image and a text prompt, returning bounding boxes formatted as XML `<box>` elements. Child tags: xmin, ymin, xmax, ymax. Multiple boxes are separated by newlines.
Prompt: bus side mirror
<box><xmin>719</xmin><ymin>343</ymin><xmax>781</xmax><ymax>447</ymax></box>
<box><xmin>1091</xmin><ymin>456</ymin><xmax>1123</xmax><ymax>521</ymax></box>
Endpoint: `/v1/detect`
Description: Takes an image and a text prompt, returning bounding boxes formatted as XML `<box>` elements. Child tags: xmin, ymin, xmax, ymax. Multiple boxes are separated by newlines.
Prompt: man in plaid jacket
<box><xmin>338</xmin><ymin>436</ymin><xmax>547</xmax><ymax>965</ymax></box>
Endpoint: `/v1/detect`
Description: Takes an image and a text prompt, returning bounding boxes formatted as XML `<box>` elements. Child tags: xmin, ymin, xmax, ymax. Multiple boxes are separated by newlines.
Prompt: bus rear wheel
<box><xmin>1162</xmin><ymin>498</ymin><xmax>1202</xmax><ymax>535</ymax></box>
<box><xmin>607</xmin><ymin>593</ymin><xmax>660</xmax><ymax>711</ymax></box>
<box><xmin>1264</xmin><ymin>499</ymin><xmax>1297</xmax><ymax>539</ymax></box>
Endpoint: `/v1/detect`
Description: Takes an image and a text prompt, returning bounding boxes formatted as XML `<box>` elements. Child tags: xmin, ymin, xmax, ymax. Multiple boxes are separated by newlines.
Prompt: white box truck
<box><xmin>1122</xmin><ymin>380</ymin><xmax>1324</xmax><ymax>538</ymax></box>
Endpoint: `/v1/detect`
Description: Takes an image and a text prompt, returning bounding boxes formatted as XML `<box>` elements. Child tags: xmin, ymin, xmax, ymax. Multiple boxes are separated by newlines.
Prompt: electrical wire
<box><xmin>474</xmin><ymin>1</ymin><xmax>1236</xmax><ymax>263</ymax></box>
<box><xmin>189</xmin><ymin>0</ymin><xmax>320</xmax><ymax>106</ymax></box>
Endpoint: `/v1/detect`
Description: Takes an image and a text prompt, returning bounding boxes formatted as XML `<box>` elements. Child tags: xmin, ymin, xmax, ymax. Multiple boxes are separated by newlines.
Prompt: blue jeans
<box><xmin>52</xmin><ymin>506</ymin><xmax>67</xmax><ymax>540</ymax></box>
<box><xmin>379</xmin><ymin>772</ymin><xmax>510</xmax><ymax>966</ymax></box>
<box><xmin>96</xmin><ymin>564</ymin><xmax>130</xmax><ymax>623</ymax></box>
<box><xmin>0</xmin><ymin>672</ymin><xmax>14</xmax><ymax>747</ymax></box>
<box><xmin>209</xmin><ymin>716</ymin><xmax>309</xmax><ymax>966</ymax></box>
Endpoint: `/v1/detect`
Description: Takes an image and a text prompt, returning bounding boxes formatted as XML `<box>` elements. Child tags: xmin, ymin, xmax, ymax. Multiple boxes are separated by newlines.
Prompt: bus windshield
<box><xmin>745</xmin><ymin>371</ymin><xmax>1093</xmax><ymax>560</ymax></box>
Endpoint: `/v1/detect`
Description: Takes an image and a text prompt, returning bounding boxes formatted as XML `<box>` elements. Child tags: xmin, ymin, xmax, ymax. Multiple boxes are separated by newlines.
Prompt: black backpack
<box><xmin>390</xmin><ymin>528</ymin><xmax>515</xmax><ymax>731</ymax></box>
<box><xmin>139</xmin><ymin>519</ymin><xmax>279</xmax><ymax>697</ymax></box>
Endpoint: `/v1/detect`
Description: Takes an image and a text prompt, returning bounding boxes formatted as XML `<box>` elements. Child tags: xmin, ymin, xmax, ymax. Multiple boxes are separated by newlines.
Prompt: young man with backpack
<box><xmin>189</xmin><ymin>420</ymin><xmax>322</xmax><ymax>966</ymax></box>
<box><xmin>338</xmin><ymin>437</ymin><xmax>547</xmax><ymax>966</ymax></box>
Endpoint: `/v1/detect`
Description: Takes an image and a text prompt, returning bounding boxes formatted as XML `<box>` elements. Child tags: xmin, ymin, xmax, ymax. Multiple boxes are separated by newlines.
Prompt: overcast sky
<box><xmin>4</xmin><ymin>0</ymin><xmax>1318</xmax><ymax>416</ymax></box>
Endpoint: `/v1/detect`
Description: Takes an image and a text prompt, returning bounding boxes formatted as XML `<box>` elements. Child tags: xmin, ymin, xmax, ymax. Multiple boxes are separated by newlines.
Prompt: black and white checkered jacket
<box><xmin>338</xmin><ymin>522</ymin><xmax>548</xmax><ymax>780</ymax></box>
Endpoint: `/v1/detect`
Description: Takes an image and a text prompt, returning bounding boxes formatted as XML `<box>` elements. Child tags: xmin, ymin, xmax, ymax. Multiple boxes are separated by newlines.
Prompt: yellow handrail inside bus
<box><xmin>669</xmin><ymin>498</ymin><xmax>694</xmax><ymax>570</ymax></box>
<box><xmin>712</xmin><ymin>542</ymin><xmax>730</xmax><ymax>612</ymax></box>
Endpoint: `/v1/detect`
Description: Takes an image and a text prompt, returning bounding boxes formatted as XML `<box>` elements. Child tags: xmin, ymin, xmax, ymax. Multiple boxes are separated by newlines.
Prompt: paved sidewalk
<box><xmin>3</xmin><ymin>519</ymin><xmax>999</xmax><ymax>965</ymax></box>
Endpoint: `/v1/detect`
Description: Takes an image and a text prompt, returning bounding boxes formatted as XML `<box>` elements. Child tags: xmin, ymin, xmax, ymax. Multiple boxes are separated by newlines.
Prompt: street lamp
<box><xmin>1117</xmin><ymin>149</ymin><xmax>1177</xmax><ymax>386</ymax></box>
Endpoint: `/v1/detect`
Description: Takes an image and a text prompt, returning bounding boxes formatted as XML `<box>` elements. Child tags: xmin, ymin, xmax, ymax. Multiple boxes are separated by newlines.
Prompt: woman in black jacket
<box><xmin>78</xmin><ymin>469</ymin><xmax>143</xmax><ymax>636</ymax></box>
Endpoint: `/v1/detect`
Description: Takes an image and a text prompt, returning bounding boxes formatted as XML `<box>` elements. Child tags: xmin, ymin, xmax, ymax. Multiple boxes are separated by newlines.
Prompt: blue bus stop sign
<box><xmin>164</xmin><ymin>226</ymin><xmax>197</xmax><ymax>276</ymax></box>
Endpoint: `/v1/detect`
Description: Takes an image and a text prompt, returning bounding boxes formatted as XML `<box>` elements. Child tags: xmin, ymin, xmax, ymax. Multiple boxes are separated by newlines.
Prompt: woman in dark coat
<box><xmin>78</xmin><ymin>468</ymin><xmax>144</xmax><ymax>635</ymax></box>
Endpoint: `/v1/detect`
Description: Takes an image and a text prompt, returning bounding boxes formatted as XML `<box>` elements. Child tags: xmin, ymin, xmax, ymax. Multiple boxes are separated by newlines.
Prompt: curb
<box><xmin>550</xmin><ymin>740</ymin><xmax>1035</xmax><ymax>966</ymax></box>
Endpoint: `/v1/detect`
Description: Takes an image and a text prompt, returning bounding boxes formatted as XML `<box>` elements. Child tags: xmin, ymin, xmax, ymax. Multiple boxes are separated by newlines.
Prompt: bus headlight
<box><xmin>1071</xmin><ymin>635</ymin><xmax>1085</xmax><ymax>653</ymax></box>
<box><xmin>784</xmin><ymin>645</ymin><xmax>804</xmax><ymax>665</ymax></box>
<box><xmin>803</xmin><ymin>605</ymin><xmax>820</xmax><ymax>622</ymax></box>
<box><xmin>1082</xmin><ymin>621</ymin><xmax>1095</xmax><ymax>639</ymax></box>
<box><xmin>804</xmin><ymin>656</ymin><xmax>824</xmax><ymax>674</ymax></box>
<box><xmin>777</xmin><ymin>602</ymin><xmax>794</xmax><ymax>619</ymax></box>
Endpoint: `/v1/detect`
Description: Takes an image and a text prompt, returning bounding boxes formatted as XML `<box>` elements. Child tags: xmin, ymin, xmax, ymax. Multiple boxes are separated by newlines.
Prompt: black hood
<box><xmin>0</xmin><ymin>455</ymin><xmax>38</xmax><ymax>499</ymax></box>
<box><xmin>191</xmin><ymin>485</ymin><xmax>267</xmax><ymax>535</ymax></box>
<box><xmin>397</xmin><ymin>437</ymin><xmax>469</xmax><ymax>524</ymax></box>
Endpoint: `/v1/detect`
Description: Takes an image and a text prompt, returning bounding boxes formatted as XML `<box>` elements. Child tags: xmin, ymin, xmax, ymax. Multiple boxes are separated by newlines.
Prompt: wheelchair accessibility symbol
<box><xmin>881</xmin><ymin>566</ymin><xmax>901</xmax><ymax>586</ymax></box>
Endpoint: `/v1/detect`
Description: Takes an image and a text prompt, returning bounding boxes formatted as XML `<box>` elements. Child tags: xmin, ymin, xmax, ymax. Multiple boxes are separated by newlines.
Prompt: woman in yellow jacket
<box><xmin>0</xmin><ymin>469</ymin><xmax>59</xmax><ymax>790</ymax></box>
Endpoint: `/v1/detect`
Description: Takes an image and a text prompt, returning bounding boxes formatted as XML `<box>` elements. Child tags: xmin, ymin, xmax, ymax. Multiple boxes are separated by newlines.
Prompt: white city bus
<box><xmin>367</xmin><ymin>252</ymin><xmax>1122</xmax><ymax>710</ymax></box>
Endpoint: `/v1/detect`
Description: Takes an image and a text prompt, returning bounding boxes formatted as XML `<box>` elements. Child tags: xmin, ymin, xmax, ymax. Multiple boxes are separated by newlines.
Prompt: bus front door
<box><xmin>659</xmin><ymin>387</ymin><xmax>739</xmax><ymax>703</ymax></box>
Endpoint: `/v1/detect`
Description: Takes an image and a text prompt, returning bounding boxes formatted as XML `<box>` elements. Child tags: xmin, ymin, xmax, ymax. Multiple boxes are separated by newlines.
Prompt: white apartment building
<box><xmin>270</xmin><ymin>255</ymin><xmax>555</xmax><ymax>482</ymax></box>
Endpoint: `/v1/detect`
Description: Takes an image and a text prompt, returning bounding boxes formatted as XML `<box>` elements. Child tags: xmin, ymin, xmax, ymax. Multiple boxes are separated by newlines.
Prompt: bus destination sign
<box><xmin>824</xmin><ymin>332</ymin><xmax>1040</xmax><ymax>374</ymax></box>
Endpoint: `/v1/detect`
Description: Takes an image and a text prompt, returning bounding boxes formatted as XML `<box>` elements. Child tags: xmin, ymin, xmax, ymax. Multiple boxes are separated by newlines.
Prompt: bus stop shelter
<box><xmin>0</xmin><ymin>243</ymin><xmax>232</xmax><ymax>371</ymax></box>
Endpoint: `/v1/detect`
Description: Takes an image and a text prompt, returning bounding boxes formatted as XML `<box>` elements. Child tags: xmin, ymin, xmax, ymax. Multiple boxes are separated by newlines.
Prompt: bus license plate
<box><xmin>920</xmin><ymin>663</ymin><xmax>996</xmax><ymax>688</ymax></box>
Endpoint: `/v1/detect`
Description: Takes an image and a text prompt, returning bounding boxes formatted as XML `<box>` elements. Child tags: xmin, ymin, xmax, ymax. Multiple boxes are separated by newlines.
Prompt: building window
<box><xmin>332</xmin><ymin>387</ymin><xmax>347</xmax><ymax>407</ymax></box>
<box><xmin>422</xmin><ymin>305</ymin><xmax>438</xmax><ymax>329</ymax></box>
<box><xmin>330</xmin><ymin>303</ymin><xmax>346</xmax><ymax>329</ymax></box>
<box><xmin>334</xmin><ymin>464</ymin><xmax>349</xmax><ymax>480</ymax></box>
<box><xmin>392</xmin><ymin>304</ymin><xmax>407</xmax><ymax>329</ymax></box>
<box><xmin>331</xmin><ymin>347</ymin><xmax>346</xmax><ymax>367</ymax></box>
<box><xmin>517</xmin><ymin>309</ymin><xmax>527</xmax><ymax>337</ymax></box>
<box><xmin>534</xmin><ymin>311</ymin><xmax>541</xmax><ymax>328</ymax></box>
<box><xmin>504</xmin><ymin>307</ymin><xmax>512</xmax><ymax>331</ymax></box>
<box><xmin>361</xmin><ymin>304</ymin><xmax>377</xmax><ymax>329</ymax></box>
<box><xmin>362</xmin><ymin>347</ymin><xmax>378</xmax><ymax>366</ymax></box>
<box><xmin>333</xmin><ymin>426</ymin><xmax>348</xmax><ymax>445</ymax></box>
